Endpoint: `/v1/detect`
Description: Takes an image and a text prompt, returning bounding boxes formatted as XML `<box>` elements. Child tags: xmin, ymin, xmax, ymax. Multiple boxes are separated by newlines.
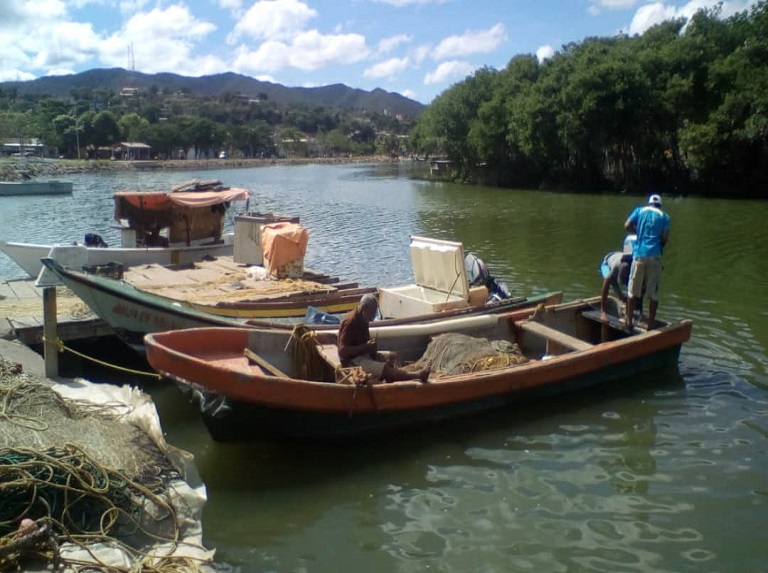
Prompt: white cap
<box><xmin>648</xmin><ymin>194</ymin><xmax>662</xmax><ymax>206</ymax></box>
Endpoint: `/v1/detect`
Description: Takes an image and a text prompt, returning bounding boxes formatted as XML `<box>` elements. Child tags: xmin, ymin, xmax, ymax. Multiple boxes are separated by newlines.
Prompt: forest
<box><xmin>410</xmin><ymin>2</ymin><xmax>768</xmax><ymax>197</ymax></box>
<box><xmin>0</xmin><ymin>83</ymin><xmax>412</xmax><ymax>161</ymax></box>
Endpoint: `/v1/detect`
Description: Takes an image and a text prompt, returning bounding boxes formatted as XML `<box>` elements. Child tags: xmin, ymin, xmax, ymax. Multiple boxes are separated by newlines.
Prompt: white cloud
<box><xmin>0</xmin><ymin>68</ymin><xmax>36</xmax><ymax>82</ymax></box>
<box><xmin>291</xmin><ymin>30</ymin><xmax>369</xmax><ymax>69</ymax></box>
<box><xmin>536</xmin><ymin>44</ymin><xmax>555</xmax><ymax>62</ymax></box>
<box><xmin>432</xmin><ymin>23</ymin><xmax>506</xmax><ymax>60</ymax></box>
<box><xmin>627</xmin><ymin>0</ymin><xmax>759</xmax><ymax>36</ymax></box>
<box><xmin>364</xmin><ymin>57</ymin><xmax>409</xmax><ymax>79</ymax></box>
<box><xmin>375</xmin><ymin>0</ymin><xmax>451</xmax><ymax>5</ymax></box>
<box><xmin>98</xmin><ymin>5</ymin><xmax>221</xmax><ymax>76</ymax></box>
<box><xmin>217</xmin><ymin>0</ymin><xmax>243</xmax><ymax>11</ymax></box>
<box><xmin>424</xmin><ymin>60</ymin><xmax>477</xmax><ymax>85</ymax></box>
<box><xmin>588</xmin><ymin>0</ymin><xmax>639</xmax><ymax>15</ymax></box>
<box><xmin>0</xmin><ymin>1</ymin><xmax>104</xmax><ymax>79</ymax></box>
<box><xmin>378</xmin><ymin>34</ymin><xmax>412</xmax><ymax>54</ymax></box>
<box><xmin>401</xmin><ymin>88</ymin><xmax>417</xmax><ymax>99</ymax></box>
<box><xmin>118</xmin><ymin>0</ymin><xmax>151</xmax><ymax>16</ymax></box>
<box><xmin>410</xmin><ymin>44</ymin><xmax>431</xmax><ymax>64</ymax></box>
<box><xmin>232</xmin><ymin>41</ymin><xmax>290</xmax><ymax>73</ymax></box>
<box><xmin>629</xmin><ymin>2</ymin><xmax>679</xmax><ymax>34</ymax></box>
<box><xmin>230</xmin><ymin>0</ymin><xmax>317</xmax><ymax>42</ymax></box>
<box><xmin>232</xmin><ymin>30</ymin><xmax>369</xmax><ymax>74</ymax></box>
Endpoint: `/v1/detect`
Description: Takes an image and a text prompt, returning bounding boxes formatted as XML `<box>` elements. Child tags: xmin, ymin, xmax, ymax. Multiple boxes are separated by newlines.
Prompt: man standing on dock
<box><xmin>624</xmin><ymin>194</ymin><xmax>670</xmax><ymax>330</ymax></box>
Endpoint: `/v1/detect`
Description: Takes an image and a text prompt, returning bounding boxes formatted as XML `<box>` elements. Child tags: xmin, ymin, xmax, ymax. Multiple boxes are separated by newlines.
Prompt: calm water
<box><xmin>2</xmin><ymin>163</ymin><xmax>767</xmax><ymax>572</ymax></box>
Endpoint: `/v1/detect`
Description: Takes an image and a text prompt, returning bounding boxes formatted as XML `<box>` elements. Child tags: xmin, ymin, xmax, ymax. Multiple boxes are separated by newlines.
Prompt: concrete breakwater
<box><xmin>0</xmin><ymin>155</ymin><xmax>392</xmax><ymax>182</ymax></box>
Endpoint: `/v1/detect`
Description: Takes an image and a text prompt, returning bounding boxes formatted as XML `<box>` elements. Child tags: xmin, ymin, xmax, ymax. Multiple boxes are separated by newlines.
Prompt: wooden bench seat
<box><xmin>317</xmin><ymin>343</ymin><xmax>343</xmax><ymax>369</ymax></box>
<box><xmin>515</xmin><ymin>320</ymin><xmax>594</xmax><ymax>352</ymax></box>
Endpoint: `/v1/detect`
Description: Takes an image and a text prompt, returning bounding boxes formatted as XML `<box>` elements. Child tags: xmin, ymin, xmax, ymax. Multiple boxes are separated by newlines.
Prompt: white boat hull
<box><xmin>0</xmin><ymin>234</ymin><xmax>235</xmax><ymax>278</ymax></box>
<box><xmin>0</xmin><ymin>181</ymin><xmax>73</xmax><ymax>196</ymax></box>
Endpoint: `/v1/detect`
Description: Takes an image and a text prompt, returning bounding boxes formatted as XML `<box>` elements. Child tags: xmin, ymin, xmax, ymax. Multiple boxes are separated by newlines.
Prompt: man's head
<box><xmin>648</xmin><ymin>194</ymin><xmax>662</xmax><ymax>207</ymax></box>
<box><xmin>358</xmin><ymin>293</ymin><xmax>378</xmax><ymax>321</ymax></box>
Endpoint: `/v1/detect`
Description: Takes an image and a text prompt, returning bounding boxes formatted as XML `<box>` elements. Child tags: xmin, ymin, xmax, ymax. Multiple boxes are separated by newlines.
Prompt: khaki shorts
<box><xmin>628</xmin><ymin>256</ymin><xmax>662</xmax><ymax>300</ymax></box>
<box><xmin>350</xmin><ymin>351</ymin><xmax>396</xmax><ymax>379</ymax></box>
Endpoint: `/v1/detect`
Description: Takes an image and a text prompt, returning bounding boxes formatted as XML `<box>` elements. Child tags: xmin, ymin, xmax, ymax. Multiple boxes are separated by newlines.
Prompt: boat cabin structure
<box><xmin>114</xmin><ymin>180</ymin><xmax>250</xmax><ymax>248</ymax></box>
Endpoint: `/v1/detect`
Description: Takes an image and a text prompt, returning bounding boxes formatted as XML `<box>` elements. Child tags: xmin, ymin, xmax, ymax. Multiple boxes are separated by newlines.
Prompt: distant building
<box><xmin>119</xmin><ymin>87</ymin><xmax>142</xmax><ymax>98</ymax></box>
<box><xmin>1</xmin><ymin>138</ymin><xmax>46</xmax><ymax>157</ymax></box>
<box><xmin>113</xmin><ymin>142</ymin><xmax>152</xmax><ymax>161</ymax></box>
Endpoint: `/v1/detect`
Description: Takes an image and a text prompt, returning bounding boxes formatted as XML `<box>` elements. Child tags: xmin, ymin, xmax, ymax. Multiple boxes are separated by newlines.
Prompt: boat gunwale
<box><xmin>144</xmin><ymin>312</ymin><xmax>692</xmax><ymax>414</ymax></box>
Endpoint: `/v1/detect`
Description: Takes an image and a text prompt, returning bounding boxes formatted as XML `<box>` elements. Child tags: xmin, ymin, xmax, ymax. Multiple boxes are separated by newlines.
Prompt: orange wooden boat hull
<box><xmin>145</xmin><ymin>299</ymin><xmax>692</xmax><ymax>440</ymax></box>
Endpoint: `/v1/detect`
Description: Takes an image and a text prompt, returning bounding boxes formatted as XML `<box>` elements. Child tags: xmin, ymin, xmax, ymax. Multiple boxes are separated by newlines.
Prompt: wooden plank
<box><xmin>244</xmin><ymin>348</ymin><xmax>289</xmax><ymax>377</ymax></box>
<box><xmin>6</xmin><ymin>279</ymin><xmax>42</xmax><ymax>299</ymax></box>
<box><xmin>317</xmin><ymin>343</ymin><xmax>342</xmax><ymax>369</ymax></box>
<box><xmin>0</xmin><ymin>282</ymin><xmax>16</xmax><ymax>299</ymax></box>
<box><xmin>128</xmin><ymin>265</ymin><xmax>199</xmax><ymax>287</ymax></box>
<box><xmin>515</xmin><ymin>320</ymin><xmax>594</xmax><ymax>351</ymax></box>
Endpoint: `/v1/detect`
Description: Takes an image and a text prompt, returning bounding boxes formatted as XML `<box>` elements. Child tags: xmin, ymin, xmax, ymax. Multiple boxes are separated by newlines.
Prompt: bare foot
<box><xmin>418</xmin><ymin>364</ymin><xmax>431</xmax><ymax>383</ymax></box>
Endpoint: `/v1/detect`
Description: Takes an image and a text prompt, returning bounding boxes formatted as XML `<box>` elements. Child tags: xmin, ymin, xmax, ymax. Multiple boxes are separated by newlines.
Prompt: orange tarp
<box><xmin>262</xmin><ymin>223</ymin><xmax>308</xmax><ymax>277</ymax></box>
<box><xmin>114</xmin><ymin>188</ymin><xmax>250</xmax><ymax>211</ymax></box>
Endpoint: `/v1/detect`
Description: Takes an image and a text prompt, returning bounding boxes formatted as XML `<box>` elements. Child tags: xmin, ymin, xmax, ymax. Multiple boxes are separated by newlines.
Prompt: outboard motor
<box><xmin>464</xmin><ymin>252</ymin><xmax>489</xmax><ymax>287</ymax></box>
<box><xmin>84</xmin><ymin>233</ymin><xmax>108</xmax><ymax>248</ymax></box>
<box><xmin>464</xmin><ymin>252</ymin><xmax>511</xmax><ymax>303</ymax></box>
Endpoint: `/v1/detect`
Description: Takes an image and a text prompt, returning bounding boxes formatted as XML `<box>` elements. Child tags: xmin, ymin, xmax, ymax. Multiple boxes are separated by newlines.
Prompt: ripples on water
<box><xmin>4</xmin><ymin>164</ymin><xmax>767</xmax><ymax>572</ymax></box>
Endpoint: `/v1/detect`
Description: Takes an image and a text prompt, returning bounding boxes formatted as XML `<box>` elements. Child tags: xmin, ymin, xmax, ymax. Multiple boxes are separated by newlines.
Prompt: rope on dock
<box><xmin>0</xmin><ymin>444</ymin><xmax>209</xmax><ymax>572</ymax></box>
<box><xmin>45</xmin><ymin>337</ymin><xmax>162</xmax><ymax>380</ymax></box>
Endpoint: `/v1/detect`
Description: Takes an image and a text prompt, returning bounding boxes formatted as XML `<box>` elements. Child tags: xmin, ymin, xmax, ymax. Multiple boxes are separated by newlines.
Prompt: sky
<box><xmin>0</xmin><ymin>0</ymin><xmax>760</xmax><ymax>104</ymax></box>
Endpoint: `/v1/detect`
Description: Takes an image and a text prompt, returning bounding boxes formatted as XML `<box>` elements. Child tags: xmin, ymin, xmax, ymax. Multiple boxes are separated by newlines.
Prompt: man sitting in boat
<box><xmin>338</xmin><ymin>294</ymin><xmax>431</xmax><ymax>384</ymax></box>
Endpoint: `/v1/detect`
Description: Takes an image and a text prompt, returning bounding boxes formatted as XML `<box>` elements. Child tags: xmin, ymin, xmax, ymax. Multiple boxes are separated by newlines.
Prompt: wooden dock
<box><xmin>0</xmin><ymin>278</ymin><xmax>112</xmax><ymax>347</ymax></box>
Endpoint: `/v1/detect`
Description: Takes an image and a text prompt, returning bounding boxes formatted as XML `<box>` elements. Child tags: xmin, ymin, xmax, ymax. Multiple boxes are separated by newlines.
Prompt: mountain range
<box><xmin>0</xmin><ymin>68</ymin><xmax>426</xmax><ymax>118</ymax></box>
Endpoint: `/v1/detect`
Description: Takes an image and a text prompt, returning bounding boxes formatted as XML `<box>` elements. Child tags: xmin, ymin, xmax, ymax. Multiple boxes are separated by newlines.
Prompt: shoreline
<box><xmin>0</xmin><ymin>156</ymin><xmax>393</xmax><ymax>182</ymax></box>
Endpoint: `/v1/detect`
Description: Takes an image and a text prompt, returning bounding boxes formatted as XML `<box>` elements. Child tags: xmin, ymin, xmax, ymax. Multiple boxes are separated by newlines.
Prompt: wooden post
<box><xmin>42</xmin><ymin>287</ymin><xmax>59</xmax><ymax>378</ymax></box>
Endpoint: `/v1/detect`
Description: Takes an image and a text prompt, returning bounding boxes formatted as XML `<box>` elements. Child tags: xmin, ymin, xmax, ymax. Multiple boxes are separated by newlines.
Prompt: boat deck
<box><xmin>123</xmin><ymin>257</ymin><xmax>365</xmax><ymax>306</ymax></box>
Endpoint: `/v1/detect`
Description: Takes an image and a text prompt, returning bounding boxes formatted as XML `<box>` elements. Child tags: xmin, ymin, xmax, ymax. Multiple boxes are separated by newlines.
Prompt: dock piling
<box><xmin>43</xmin><ymin>286</ymin><xmax>59</xmax><ymax>377</ymax></box>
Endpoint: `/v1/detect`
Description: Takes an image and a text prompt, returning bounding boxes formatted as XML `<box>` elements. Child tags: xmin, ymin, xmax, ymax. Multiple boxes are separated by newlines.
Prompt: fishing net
<box><xmin>410</xmin><ymin>332</ymin><xmax>528</xmax><ymax>376</ymax></box>
<box><xmin>0</xmin><ymin>357</ymin><xmax>212</xmax><ymax>572</ymax></box>
<box><xmin>0</xmin><ymin>362</ymin><xmax>175</xmax><ymax>480</ymax></box>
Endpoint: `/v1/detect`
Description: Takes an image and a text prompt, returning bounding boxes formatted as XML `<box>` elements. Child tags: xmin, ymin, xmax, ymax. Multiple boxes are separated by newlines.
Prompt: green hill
<box><xmin>0</xmin><ymin>68</ymin><xmax>425</xmax><ymax>118</ymax></box>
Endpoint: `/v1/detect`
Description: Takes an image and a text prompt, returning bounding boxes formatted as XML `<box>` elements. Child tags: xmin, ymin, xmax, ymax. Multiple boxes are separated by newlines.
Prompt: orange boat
<box><xmin>144</xmin><ymin>297</ymin><xmax>692</xmax><ymax>441</ymax></box>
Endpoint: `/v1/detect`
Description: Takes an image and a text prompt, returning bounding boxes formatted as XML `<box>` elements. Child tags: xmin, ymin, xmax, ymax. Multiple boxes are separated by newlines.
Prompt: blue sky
<box><xmin>0</xmin><ymin>0</ymin><xmax>759</xmax><ymax>104</ymax></box>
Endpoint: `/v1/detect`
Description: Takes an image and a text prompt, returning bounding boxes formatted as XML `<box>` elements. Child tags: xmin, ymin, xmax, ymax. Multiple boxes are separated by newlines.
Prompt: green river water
<box><xmin>1</xmin><ymin>162</ymin><xmax>766</xmax><ymax>572</ymax></box>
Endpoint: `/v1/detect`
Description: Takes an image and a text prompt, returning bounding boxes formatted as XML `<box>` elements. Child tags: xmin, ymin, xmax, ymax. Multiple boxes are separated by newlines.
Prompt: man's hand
<box><xmin>366</xmin><ymin>339</ymin><xmax>377</xmax><ymax>357</ymax></box>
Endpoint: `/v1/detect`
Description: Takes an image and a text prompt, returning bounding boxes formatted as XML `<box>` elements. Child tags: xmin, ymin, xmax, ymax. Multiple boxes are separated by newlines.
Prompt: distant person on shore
<box><xmin>337</xmin><ymin>294</ymin><xmax>431</xmax><ymax>383</ymax></box>
<box><xmin>624</xmin><ymin>194</ymin><xmax>670</xmax><ymax>329</ymax></box>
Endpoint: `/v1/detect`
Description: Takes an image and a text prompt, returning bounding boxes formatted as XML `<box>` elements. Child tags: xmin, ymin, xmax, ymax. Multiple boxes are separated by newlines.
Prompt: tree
<box><xmin>91</xmin><ymin>110</ymin><xmax>120</xmax><ymax>147</ymax></box>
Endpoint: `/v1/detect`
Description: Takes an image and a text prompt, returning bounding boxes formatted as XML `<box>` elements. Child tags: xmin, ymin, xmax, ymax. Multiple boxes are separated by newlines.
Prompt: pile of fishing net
<box><xmin>411</xmin><ymin>332</ymin><xmax>528</xmax><ymax>376</ymax></box>
<box><xmin>0</xmin><ymin>357</ymin><xmax>213</xmax><ymax>572</ymax></box>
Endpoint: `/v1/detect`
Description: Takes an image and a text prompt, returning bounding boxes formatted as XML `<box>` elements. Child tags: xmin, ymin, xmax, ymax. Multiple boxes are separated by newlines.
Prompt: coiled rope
<box><xmin>0</xmin><ymin>444</ymin><xmax>208</xmax><ymax>572</ymax></box>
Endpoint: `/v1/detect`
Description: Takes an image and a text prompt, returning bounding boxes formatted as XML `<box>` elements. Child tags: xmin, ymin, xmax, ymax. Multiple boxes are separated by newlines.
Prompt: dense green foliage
<box><xmin>0</xmin><ymin>79</ymin><xmax>414</xmax><ymax>160</ymax></box>
<box><xmin>411</xmin><ymin>2</ymin><xmax>768</xmax><ymax>197</ymax></box>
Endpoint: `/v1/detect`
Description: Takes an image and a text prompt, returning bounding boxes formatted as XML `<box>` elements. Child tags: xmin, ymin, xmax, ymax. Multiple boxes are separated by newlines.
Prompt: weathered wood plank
<box><xmin>244</xmin><ymin>348</ymin><xmax>289</xmax><ymax>377</ymax></box>
<box><xmin>6</xmin><ymin>280</ymin><xmax>42</xmax><ymax>299</ymax></box>
<box><xmin>515</xmin><ymin>320</ymin><xmax>594</xmax><ymax>351</ymax></box>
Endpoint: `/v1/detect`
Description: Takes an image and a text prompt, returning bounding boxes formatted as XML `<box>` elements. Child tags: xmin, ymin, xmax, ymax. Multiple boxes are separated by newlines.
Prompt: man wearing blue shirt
<box><xmin>624</xmin><ymin>194</ymin><xmax>670</xmax><ymax>330</ymax></box>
